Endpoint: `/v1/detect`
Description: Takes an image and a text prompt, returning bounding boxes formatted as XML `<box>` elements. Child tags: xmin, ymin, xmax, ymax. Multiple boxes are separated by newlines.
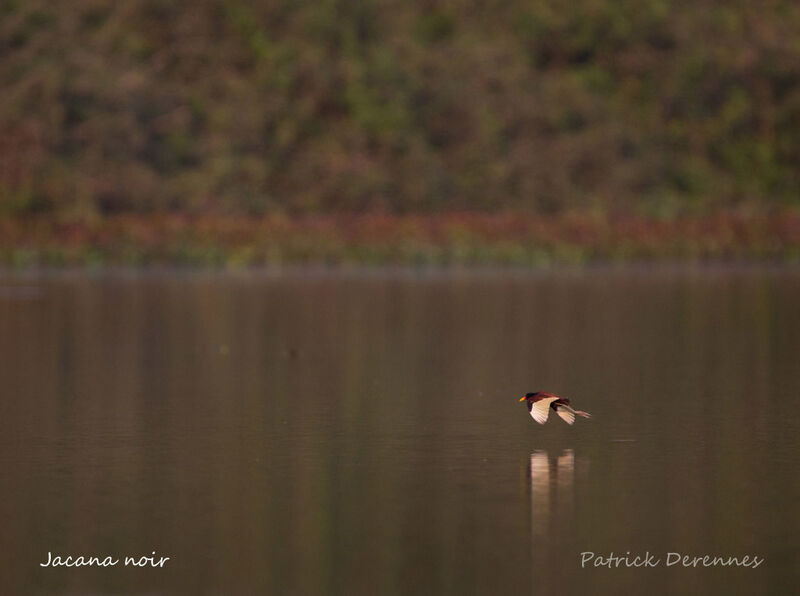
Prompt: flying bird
<box><xmin>520</xmin><ymin>391</ymin><xmax>591</xmax><ymax>425</ymax></box>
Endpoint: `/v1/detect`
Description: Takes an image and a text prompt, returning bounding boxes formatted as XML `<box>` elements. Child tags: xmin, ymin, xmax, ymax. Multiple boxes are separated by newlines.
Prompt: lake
<box><xmin>1</xmin><ymin>267</ymin><xmax>798</xmax><ymax>595</ymax></box>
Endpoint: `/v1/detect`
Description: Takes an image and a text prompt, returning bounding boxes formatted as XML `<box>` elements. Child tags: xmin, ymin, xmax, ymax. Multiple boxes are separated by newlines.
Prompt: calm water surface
<box><xmin>0</xmin><ymin>267</ymin><xmax>798</xmax><ymax>595</ymax></box>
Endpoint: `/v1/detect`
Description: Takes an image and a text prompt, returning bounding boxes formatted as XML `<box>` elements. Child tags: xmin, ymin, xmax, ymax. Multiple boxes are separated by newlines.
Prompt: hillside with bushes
<box><xmin>2</xmin><ymin>0</ymin><xmax>798</xmax><ymax>219</ymax></box>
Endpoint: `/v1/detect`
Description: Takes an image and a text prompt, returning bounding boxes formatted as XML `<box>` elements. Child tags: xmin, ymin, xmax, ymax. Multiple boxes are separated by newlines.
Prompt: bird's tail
<box><xmin>574</xmin><ymin>410</ymin><xmax>591</xmax><ymax>419</ymax></box>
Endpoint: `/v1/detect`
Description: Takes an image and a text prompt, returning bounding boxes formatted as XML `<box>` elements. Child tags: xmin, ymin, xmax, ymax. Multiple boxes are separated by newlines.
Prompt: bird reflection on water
<box><xmin>526</xmin><ymin>449</ymin><xmax>588</xmax><ymax>593</ymax></box>
<box><xmin>528</xmin><ymin>450</ymin><xmax>575</xmax><ymax>537</ymax></box>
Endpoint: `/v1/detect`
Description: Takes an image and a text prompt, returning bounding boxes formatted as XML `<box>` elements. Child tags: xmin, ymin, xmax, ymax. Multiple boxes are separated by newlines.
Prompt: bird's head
<box><xmin>519</xmin><ymin>392</ymin><xmax>538</xmax><ymax>402</ymax></box>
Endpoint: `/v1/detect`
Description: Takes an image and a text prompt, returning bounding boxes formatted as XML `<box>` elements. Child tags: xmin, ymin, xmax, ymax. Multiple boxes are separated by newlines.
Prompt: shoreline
<box><xmin>2</xmin><ymin>211</ymin><xmax>798</xmax><ymax>267</ymax></box>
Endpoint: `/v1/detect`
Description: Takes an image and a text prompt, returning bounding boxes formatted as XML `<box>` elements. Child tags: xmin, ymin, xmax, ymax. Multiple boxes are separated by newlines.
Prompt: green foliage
<box><xmin>0</xmin><ymin>0</ymin><xmax>798</xmax><ymax>217</ymax></box>
<box><xmin>414</xmin><ymin>10</ymin><xmax>455</xmax><ymax>44</ymax></box>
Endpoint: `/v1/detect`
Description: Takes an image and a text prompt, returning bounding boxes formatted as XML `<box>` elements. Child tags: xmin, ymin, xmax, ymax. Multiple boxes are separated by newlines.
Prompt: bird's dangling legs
<box><xmin>560</xmin><ymin>404</ymin><xmax>591</xmax><ymax>419</ymax></box>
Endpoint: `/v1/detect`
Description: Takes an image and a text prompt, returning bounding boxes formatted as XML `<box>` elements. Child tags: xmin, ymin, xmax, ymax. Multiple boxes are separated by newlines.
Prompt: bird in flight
<box><xmin>520</xmin><ymin>391</ymin><xmax>591</xmax><ymax>425</ymax></box>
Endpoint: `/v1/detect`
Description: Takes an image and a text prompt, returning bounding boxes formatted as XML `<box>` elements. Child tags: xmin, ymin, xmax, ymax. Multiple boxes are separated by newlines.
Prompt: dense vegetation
<box><xmin>2</xmin><ymin>0</ymin><xmax>798</xmax><ymax>221</ymax></box>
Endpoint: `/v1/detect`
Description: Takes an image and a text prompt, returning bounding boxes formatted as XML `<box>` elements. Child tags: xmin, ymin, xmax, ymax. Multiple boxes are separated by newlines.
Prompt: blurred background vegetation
<box><xmin>0</xmin><ymin>0</ymin><xmax>798</xmax><ymax>263</ymax></box>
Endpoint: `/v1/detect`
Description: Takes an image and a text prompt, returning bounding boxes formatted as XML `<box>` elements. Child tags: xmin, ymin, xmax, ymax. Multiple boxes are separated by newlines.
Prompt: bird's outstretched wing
<box><xmin>555</xmin><ymin>406</ymin><xmax>575</xmax><ymax>425</ymax></box>
<box><xmin>530</xmin><ymin>397</ymin><xmax>559</xmax><ymax>424</ymax></box>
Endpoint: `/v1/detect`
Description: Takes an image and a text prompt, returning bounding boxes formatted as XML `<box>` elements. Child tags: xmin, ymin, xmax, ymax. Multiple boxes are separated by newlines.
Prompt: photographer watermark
<box><xmin>580</xmin><ymin>551</ymin><xmax>764</xmax><ymax>569</ymax></box>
